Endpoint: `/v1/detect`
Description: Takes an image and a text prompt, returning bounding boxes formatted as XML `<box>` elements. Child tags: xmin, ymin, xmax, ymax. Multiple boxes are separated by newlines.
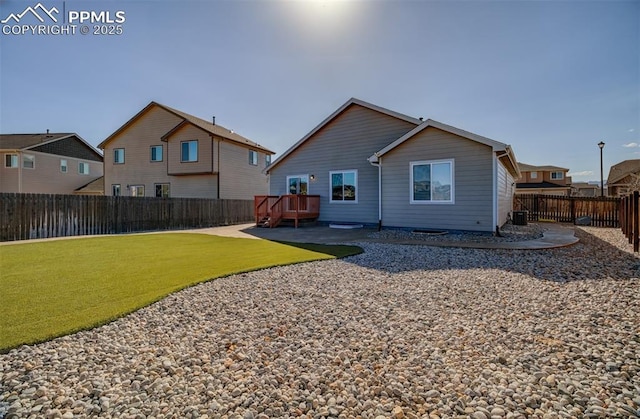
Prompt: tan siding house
<box><xmin>516</xmin><ymin>162</ymin><xmax>571</xmax><ymax>195</ymax></box>
<box><xmin>266</xmin><ymin>98</ymin><xmax>520</xmax><ymax>232</ymax></box>
<box><xmin>0</xmin><ymin>133</ymin><xmax>104</xmax><ymax>195</ymax></box>
<box><xmin>607</xmin><ymin>159</ymin><xmax>640</xmax><ymax>197</ymax></box>
<box><xmin>98</xmin><ymin>102</ymin><xmax>274</xmax><ymax>199</ymax></box>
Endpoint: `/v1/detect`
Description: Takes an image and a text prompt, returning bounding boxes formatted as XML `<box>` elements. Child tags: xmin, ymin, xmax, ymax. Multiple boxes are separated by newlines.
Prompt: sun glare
<box><xmin>281</xmin><ymin>0</ymin><xmax>358</xmax><ymax>43</ymax></box>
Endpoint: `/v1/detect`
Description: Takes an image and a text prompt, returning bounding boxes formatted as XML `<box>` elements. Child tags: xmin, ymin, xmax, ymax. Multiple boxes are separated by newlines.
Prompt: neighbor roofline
<box><xmin>24</xmin><ymin>133</ymin><xmax>103</xmax><ymax>159</ymax></box>
<box><xmin>98</xmin><ymin>101</ymin><xmax>159</xmax><ymax>149</ymax></box>
<box><xmin>265</xmin><ymin>97</ymin><xmax>421</xmax><ymax>173</ymax></box>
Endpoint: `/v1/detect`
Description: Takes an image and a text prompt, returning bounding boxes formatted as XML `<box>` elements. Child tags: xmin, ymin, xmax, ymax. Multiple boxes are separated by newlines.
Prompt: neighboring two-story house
<box><xmin>0</xmin><ymin>133</ymin><xmax>104</xmax><ymax>195</ymax></box>
<box><xmin>607</xmin><ymin>159</ymin><xmax>640</xmax><ymax>197</ymax></box>
<box><xmin>516</xmin><ymin>163</ymin><xmax>572</xmax><ymax>195</ymax></box>
<box><xmin>98</xmin><ymin>102</ymin><xmax>274</xmax><ymax>199</ymax></box>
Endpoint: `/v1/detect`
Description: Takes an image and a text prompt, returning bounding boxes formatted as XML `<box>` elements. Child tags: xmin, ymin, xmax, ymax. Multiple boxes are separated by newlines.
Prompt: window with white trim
<box><xmin>60</xmin><ymin>159</ymin><xmax>68</xmax><ymax>173</ymax></box>
<box><xmin>249</xmin><ymin>150</ymin><xmax>258</xmax><ymax>166</ymax></box>
<box><xmin>181</xmin><ymin>140</ymin><xmax>198</xmax><ymax>162</ymax></box>
<box><xmin>155</xmin><ymin>183</ymin><xmax>170</xmax><ymax>198</ymax></box>
<box><xmin>114</xmin><ymin>148</ymin><xmax>125</xmax><ymax>164</ymax></box>
<box><xmin>22</xmin><ymin>154</ymin><xmax>35</xmax><ymax>169</ymax></box>
<box><xmin>410</xmin><ymin>159</ymin><xmax>454</xmax><ymax>203</ymax></box>
<box><xmin>78</xmin><ymin>162</ymin><xmax>90</xmax><ymax>175</ymax></box>
<box><xmin>150</xmin><ymin>145</ymin><xmax>163</xmax><ymax>162</ymax></box>
<box><xmin>112</xmin><ymin>184</ymin><xmax>121</xmax><ymax>196</ymax></box>
<box><xmin>130</xmin><ymin>185</ymin><xmax>145</xmax><ymax>197</ymax></box>
<box><xmin>530</xmin><ymin>171</ymin><xmax>538</xmax><ymax>179</ymax></box>
<box><xmin>330</xmin><ymin>170</ymin><xmax>358</xmax><ymax>202</ymax></box>
<box><xmin>551</xmin><ymin>171</ymin><xmax>564</xmax><ymax>180</ymax></box>
<box><xmin>287</xmin><ymin>175</ymin><xmax>309</xmax><ymax>195</ymax></box>
<box><xmin>5</xmin><ymin>154</ymin><xmax>18</xmax><ymax>168</ymax></box>
<box><xmin>265</xmin><ymin>154</ymin><xmax>272</xmax><ymax>167</ymax></box>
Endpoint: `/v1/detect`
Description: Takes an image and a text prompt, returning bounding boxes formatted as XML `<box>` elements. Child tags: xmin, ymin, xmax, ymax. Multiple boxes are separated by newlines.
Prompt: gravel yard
<box><xmin>1</xmin><ymin>227</ymin><xmax>639</xmax><ymax>419</ymax></box>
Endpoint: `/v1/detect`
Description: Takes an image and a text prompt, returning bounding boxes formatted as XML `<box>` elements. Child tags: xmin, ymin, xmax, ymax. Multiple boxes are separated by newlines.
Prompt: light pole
<box><xmin>598</xmin><ymin>141</ymin><xmax>605</xmax><ymax>197</ymax></box>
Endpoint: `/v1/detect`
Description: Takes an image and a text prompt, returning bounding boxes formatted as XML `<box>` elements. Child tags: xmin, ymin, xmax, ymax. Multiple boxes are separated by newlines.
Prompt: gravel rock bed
<box><xmin>368</xmin><ymin>223</ymin><xmax>546</xmax><ymax>243</ymax></box>
<box><xmin>1</xmin><ymin>227</ymin><xmax>639</xmax><ymax>419</ymax></box>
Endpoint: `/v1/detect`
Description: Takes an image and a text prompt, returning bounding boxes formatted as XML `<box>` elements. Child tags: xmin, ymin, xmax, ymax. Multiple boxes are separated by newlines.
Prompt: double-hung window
<box><xmin>5</xmin><ymin>154</ymin><xmax>18</xmax><ymax>168</ymax></box>
<box><xmin>181</xmin><ymin>140</ymin><xmax>198</xmax><ymax>162</ymax></box>
<box><xmin>249</xmin><ymin>150</ymin><xmax>258</xmax><ymax>166</ymax></box>
<box><xmin>114</xmin><ymin>148</ymin><xmax>125</xmax><ymax>164</ymax></box>
<box><xmin>410</xmin><ymin>159</ymin><xmax>454</xmax><ymax>204</ymax></box>
<box><xmin>330</xmin><ymin>170</ymin><xmax>358</xmax><ymax>202</ymax></box>
<box><xmin>78</xmin><ymin>162</ymin><xmax>90</xmax><ymax>175</ymax></box>
<box><xmin>22</xmin><ymin>154</ymin><xmax>35</xmax><ymax>169</ymax></box>
<box><xmin>265</xmin><ymin>154</ymin><xmax>272</xmax><ymax>167</ymax></box>
<box><xmin>60</xmin><ymin>159</ymin><xmax>68</xmax><ymax>173</ymax></box>
<box><xmin>112</xmin><ymin>184</ymin><xmax>121</xmax><ymax>196</ymax></box>
<box><xmin>150</xmin><ymin>145</ymin><xmax>163</xmax><ymax>162</ymax></box>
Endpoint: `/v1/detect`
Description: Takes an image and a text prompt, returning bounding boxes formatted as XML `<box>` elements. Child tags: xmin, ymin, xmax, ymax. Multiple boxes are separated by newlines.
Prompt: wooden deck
<box><xmin>254</xmin><ymin>195</ymin><xmax>320</xmax><ymax>228</ymax></box>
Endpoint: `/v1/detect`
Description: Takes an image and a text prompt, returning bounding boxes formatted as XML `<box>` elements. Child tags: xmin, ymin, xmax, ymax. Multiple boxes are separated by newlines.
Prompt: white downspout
<box><xmin>368</xmin><ymin>156</ymin><xmax>383</xmax><ymax>230</ymax></box>
<box><xmin>492</xmin><ymin>152</ymin><xmax>498</xmax><ymax>232</ymax></box>
<box><xmin>378</xmin><ymin>157</ymin><xmax>382</xmax><ymax>230</ymax></box>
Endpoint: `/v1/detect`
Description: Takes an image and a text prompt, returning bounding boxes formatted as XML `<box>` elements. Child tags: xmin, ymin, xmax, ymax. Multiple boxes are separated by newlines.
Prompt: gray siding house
<box><xmin>266</xmin><ymin>98</ymin><xmax>520</xmax><ymax>232</ymax></box>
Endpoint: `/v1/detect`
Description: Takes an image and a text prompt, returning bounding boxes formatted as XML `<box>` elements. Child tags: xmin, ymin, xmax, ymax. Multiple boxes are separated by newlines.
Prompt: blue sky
<box><xmin>1</xmin><ymin>0</ymin><xmax>638</xmax><ymax>182</ymax></box>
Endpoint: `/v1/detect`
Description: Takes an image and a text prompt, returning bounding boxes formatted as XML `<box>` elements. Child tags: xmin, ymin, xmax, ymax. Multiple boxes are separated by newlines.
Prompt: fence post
<box><xmin>634</xmin><ymin>191</ymin><xmax>639</xmax><ymax>252</ymax></box>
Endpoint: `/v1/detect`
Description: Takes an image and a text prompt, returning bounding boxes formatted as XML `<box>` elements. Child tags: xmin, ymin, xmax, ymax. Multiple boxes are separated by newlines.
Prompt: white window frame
<box><xmin>155</xmin><ymin>183</ymin><xmax>170</xmax><ymax>198</ymax></box>
<box><xmin>329</xmin><ymin>169</ymin><xmax>358</xmax><ymax>203</ymax></box>
<box><xmin>265</xmin><ymin>154</ymin><xmax>272</xmax><ymax>167</ymax></box>
<box><xmin>551</xmin><ymin>171</ymin><xmax>564</xmax><ymax>180</ymax></box>
<box><xmin>249</xmin><ymin>150</ymin><xmax>258</xmax><ymax>166</ymax></box>
<box><xmin>22</xmin><ymin>154</ymin><xmax>35</xmax><ymax>169</ymax></box>
<box><xmin>286</xmin><ymin>174</ymin><xmax>309</xmax><ymax>195</ymax></box>
<box><xmin>60</xmin><ymin>159</ymin><xmax>68</xmax><ymax>173</ymax></box>
<box><xmin>181</xmin><ymin>140</ymin><xmax>198</xmax><ymax>162</ymax></box>
<box><xmin>530</xmin><ymin>171</ymin><xmax>538</xmax><ymax>179</ymax></box>
<box><xmin>114</xmin><ymin>148</ymin><xmax>125</xmax><ymax>164</ymax></box>
<box><xmin>112</xmin><ymin>184</ymin><xmax>121</xmax><ymax>196</ymax></box>
<box><xmin>5</xmin><ymin>154</ymin><xmax>18</xmax><ymax>168</ymax></box>
<box><xmin>410</xmin><ymin>159</ymin><xmax>455</xmax><ymax>204</ymax></box>
<box><xmin>150</xmin><ymin>145</ymin><xmax>163</xmax><ymax>162</ymax></box>
<box><xmin>130</xmin><ymin>185</ymin><xmax>145</xmax><ymax>197</ymax></box>
<box><xmin>78</xmin><ymin>162</ymin><xmax>90</xmax><ymax>175</ymax></box>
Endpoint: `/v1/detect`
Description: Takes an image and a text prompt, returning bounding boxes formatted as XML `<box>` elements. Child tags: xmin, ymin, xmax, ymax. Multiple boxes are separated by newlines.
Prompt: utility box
<box><xmin>513</xmin><ymin>211</ymin><xmax>528</xmax><ymax>226</ymax></box>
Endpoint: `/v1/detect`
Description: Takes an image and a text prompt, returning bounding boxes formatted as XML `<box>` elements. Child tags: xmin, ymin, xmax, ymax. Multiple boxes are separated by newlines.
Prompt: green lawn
<box><xmin>0</xmin><ymin>233</ymin><xmax>362</xmax><ymax>352</ymax></box>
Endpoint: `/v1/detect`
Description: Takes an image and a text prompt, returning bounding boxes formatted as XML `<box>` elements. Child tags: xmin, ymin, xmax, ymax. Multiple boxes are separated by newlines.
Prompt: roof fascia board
<box><xmin>370</xmin><ymin>119</ymin><xmax>509</xmax><ymax>162</ymax></box>
<box><xmin>267</xmin><ymin>98</ymin><xmax>420</xmax><ymax>172</ymax></box>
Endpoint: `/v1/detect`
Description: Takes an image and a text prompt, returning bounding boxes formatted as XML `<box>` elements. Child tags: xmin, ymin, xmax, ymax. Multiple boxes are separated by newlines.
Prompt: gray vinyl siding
<box><xmin>497</xmin><ymin>162</ymin><xmax>515</xmax><ymax>227</ymax></box>
<box><xmin>269</xmin><ymin>104</ymin><xmax>416</xmax><ymax>224</ymax></box>
<box><xmin>381</xmin><ymin>127</ymin><xmax>495</xmax><ymax>232</ymax></box>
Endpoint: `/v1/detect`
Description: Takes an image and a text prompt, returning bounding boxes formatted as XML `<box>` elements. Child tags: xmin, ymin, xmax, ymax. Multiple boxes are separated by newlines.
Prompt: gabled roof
<box><xmin>98</xmin><ymin>101</ymin><xmax>274</xmax><ymax>154</ymax></box>
<box><xmin>0</xmin><ymin>133</ymin><xmax>74</xmax><ymax>149</ymax></box>
<box><xmin>607</xmin><ymin>159</ymin><xmax>640</xmax><ymax>184</ymax></box>
<box><xmin>518</xmin><ymin>162</ymin><xmax>569</xmax><ymax>172</ymax></box>
<box><xmin>74</xmin><ymin>176</ymin><xmax>104</xmax><ymax>194</ymax></box>
<box><xmin>369</xmin><ymin>119</ymin><xmax>520</xmax><ymax>178</ymax></box>
<box><xmin>266</xmin><ymin>98</ymin><xmax>421</xmax><ymax>172</ymax></box>
<box><xmin>0</xmin><ymin>133</ymin><xmax>103</xmax><ymax>160</ymax></box>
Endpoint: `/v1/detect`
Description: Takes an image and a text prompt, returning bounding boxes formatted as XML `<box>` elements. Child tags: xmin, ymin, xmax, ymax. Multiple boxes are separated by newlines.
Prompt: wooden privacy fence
<box><xmin>0</xmin><ymin>193</ymin><xmax>254</xmax><ymax>242</ymax></box>
<box><xmin>620</xmin><ymin>191</ymin><xmax>640</xmax><ymax>252</ymax></box>
<box><xmin>514</xmin><ymin>194</ymin><xmax>621</xmax><ymax>227</ymax></box>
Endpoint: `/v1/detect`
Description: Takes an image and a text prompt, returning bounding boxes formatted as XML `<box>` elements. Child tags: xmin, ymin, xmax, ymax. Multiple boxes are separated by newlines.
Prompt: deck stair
<box><xmin>254</xmin><ymin>195</ymin><xmax>320</xmax><ymax>228</ymax></box>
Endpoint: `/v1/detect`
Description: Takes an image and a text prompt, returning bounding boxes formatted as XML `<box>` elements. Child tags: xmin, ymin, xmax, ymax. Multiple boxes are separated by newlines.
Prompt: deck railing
<box><xmin>254</xmin><ymin>194</ymin><xmax>320</xmax><ymax>228</ymax></box>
